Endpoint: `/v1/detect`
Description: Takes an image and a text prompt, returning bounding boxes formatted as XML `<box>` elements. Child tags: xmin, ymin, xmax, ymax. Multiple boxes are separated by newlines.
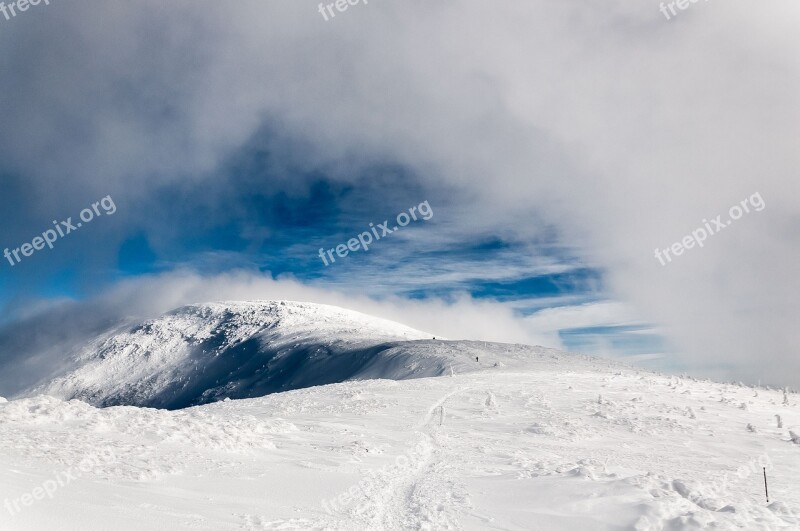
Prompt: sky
<box><xmin>0</xmin><ymin>0</ymin><xmax>798</xmax><ymax>389</ymax></box>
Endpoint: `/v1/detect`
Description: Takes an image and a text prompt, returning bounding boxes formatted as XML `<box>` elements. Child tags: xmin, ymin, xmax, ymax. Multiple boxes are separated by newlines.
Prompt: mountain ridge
<box><xmin>24</xmin><ymin>300</ymin><xmax>566</xmax><ymax>409</ymax></box>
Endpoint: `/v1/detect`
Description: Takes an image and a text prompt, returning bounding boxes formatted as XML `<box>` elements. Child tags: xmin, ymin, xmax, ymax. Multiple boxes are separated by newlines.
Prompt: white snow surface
<box><xmin>1</xmin><ymin>301</ymin><xmax>799</xmax><ymax>530</ymax></box>
<box><xmin>24</xmin><ymin>300</ymin><xmax>466</xmax><ymax>409</ymax></box>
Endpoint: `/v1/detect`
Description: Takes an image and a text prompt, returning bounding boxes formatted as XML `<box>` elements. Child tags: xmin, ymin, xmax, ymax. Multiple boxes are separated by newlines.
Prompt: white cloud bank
<box><xmin>0</xmin><ymin>0</ymin><xmax>798</xmax><ymax>385</ymax></box>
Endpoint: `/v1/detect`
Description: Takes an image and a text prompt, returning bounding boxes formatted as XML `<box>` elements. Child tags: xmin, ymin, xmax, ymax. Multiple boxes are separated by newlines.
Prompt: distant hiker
<box><xmin>476</xmin><ymin>356</ymin><xmax>479</xmax><ymax>363</ymax></box>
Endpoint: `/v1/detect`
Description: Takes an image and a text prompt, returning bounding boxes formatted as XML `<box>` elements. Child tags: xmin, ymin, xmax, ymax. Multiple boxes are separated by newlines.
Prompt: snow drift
<box><xmin>2</xmin><ymin>301</ymin><xmax>799</xmax><ymax>529</ymax></box>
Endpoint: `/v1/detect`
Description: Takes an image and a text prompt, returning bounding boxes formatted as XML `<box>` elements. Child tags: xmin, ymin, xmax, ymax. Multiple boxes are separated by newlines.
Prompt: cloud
<box><xmin>525</xmin><ymin>302</ymin><xmax>643</xmax><ymax>335</ymax></box>
<box><xmin>0</xmin><ymin>0</ymin><xmax>798</xmax><ymax>386</ymax></box>
<box><xmin>98</xmin><ymin>270</ymin><xmax>550</xmax><ymax>345</ymax></box>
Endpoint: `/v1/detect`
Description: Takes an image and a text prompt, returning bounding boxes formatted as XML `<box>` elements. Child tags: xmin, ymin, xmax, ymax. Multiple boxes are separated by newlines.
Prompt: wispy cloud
<box><xmin>0</xmin><ymin>0</ymin><xmax>797</xmax><ymax>387</ymax></box>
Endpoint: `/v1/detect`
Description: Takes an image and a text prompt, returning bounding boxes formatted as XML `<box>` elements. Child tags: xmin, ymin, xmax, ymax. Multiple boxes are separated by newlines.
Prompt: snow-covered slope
<box><xmin>2</xmin><ymin>359</ymin><xmax>799</xmax><ymax>530</ymax></box>
<box><xmin>23</xmin><ymin>301</ymin><xmax>559</xmax><ymax>410</ymax></box>
<box><xmin>3</xmin><ymin>300</ymin><xmax>799</xmax><ymax>530</ymax></box>
<box><xmin>23</xmin><ymin>301</ymin><xmax>424</xmax><ymax>408</ymax></box>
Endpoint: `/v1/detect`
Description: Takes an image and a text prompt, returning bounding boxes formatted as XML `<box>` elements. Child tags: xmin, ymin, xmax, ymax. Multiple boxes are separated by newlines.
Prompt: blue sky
<box><xmin>0</xmin><ymin>0</ymin><xmax>796</xmax><ymax>387</ymax></box>
<box><xmin>0</xmin><ymin>146</ymin><xmax>667</xmax><ymax>365</ymax></box>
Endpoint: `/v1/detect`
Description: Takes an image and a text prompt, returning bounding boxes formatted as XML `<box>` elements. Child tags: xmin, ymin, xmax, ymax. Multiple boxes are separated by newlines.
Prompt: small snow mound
<box><xmin>568</xmin><ymin>465</ymin><xmax>597</xmax><ymax>480</ymax></box>
<box><xmin>485</xmin><ymin>392</ymin><xmax>497</xmax><ymax>408</ymax></box>
<box><xmin>669</xmin><ymin>479</ymin><xmax>732</xmax><ymax>512</ymax></box>
<box><xmin>664</xmin><ymin>511</ymin><xmax>717</xmax><ymax>529</ymax></box>
<box><xmin>527</xmin><ymin>423</ymin><xmax>555</xmax><ymax>435</ymax></box>
<box><xmin>767</xmin><ymin>500</ymin><xmax>799</xmax><ymax>519</ymax></box>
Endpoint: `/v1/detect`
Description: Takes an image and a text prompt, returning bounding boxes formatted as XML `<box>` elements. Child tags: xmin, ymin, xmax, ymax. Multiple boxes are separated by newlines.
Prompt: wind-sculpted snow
<box><xmin>22</xmin><ymin>300</ymin><xmax>565</xmax><ymax>410</ymax></box>
<box><xmin>0</xmin><ymin>302</ymin><xmax>800</xmax><ymax>531</ymax></box>
<box><xmin>1</xmin><ymin>366</ymin><xmax>798</xmax><ymax>529</ymax></box>
<box><xmin>1</xmin><ymin>301</ymin><xmax>799</xmax><ymax>529</ymax></box>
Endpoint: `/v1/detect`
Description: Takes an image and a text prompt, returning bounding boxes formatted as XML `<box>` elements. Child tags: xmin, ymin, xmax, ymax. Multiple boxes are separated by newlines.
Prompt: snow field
<box><xmin>1</xmin><ymin>360</ymin><xmax>798</xmax><ymax>530</ymax></box>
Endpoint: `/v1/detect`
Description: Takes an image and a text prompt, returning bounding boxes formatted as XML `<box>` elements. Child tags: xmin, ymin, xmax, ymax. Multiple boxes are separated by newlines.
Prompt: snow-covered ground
<box><xmin>23</xmin><ymin>301</ymin><xmax>561</xmax><ymax>411</ymax></box>
<box><xmin>1</xmin><ymin>302</ymin><xmax>798</xmax><ymax>530</ymax></box>
<box><xmin>25</xmin><ymin>301</ymin><xmax>437</xmax><ymax>409</ymax></box>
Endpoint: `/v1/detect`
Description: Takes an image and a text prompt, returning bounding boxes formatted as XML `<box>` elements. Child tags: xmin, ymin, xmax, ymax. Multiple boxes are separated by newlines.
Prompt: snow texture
<box><xmin>1</xmin><ymin>301</ymin><xmax>798</xmax><ymax>530</ymax></box>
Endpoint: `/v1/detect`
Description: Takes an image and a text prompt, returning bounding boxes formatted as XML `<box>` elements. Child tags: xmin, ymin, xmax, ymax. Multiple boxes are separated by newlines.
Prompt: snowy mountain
<box><xmin>2</xmin><ymin>301</ymin><xmax>799</xmax><ymax>530</ymax></box>
<box><xmin>23</xmin><ymin>300</ymin><xmax>559</xmax><ymax>410</ymax></box>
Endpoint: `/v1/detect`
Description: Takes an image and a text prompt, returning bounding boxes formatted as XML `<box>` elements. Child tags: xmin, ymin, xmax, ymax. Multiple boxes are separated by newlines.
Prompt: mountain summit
<box><xmin>26</xmin><ymin>300</ymin><xmax>558</xmax><ymax>409</ymax></box>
